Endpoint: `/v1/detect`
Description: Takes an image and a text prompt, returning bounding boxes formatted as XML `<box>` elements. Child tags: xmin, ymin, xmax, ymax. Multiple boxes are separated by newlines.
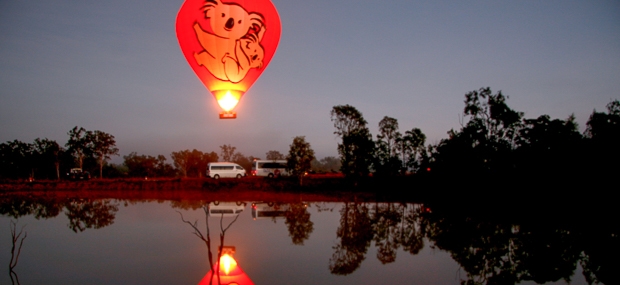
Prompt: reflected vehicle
<box><xmin>251</xmin><ymin>202</ymin><xmax>289</xmax><ymax>220</ymax></box>
<box><xmin>251</xmin><ymin>202</ymin><xmax>307</xmax><ymax>220</ymax></box>
<box><xmin>208</xmin><ymin>202</ymin><xmax>246</xmax><ymax>217</ymax></box>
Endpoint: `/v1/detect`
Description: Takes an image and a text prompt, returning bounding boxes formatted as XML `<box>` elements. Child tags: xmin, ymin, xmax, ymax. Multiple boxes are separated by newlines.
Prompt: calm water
<box><xmin>0</xmin><ymin>192</ymin><xmax>613</xmax><ymax>285</ymax></box>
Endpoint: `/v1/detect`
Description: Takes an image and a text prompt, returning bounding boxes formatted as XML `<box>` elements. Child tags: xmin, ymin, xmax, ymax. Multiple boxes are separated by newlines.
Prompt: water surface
<box><xmin>1</xmin><ymin>192</ymin><xmax>612</xmax><ymax>285</ymax></box>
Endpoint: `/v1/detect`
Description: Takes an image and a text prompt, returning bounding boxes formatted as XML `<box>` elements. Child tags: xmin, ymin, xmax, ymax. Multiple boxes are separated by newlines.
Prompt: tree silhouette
<box><xmin>171</xmin><ymin>149</ymin><xmax>218</xmax><ymax>177</ymax></box>
<box><xmin>66</xmin><ymin>126</ymin><xmax>91</xmax><ymax>169</ymax></box>
<box><xmin>584</xmin><ymin>99</ymin><xmax>620</xmax><ymax>178</ymax></box>
<box><xmin>311</xmin><ymin>156</ymin><xmax>341</xmax><ymax>173</ymax></box>
<box><xmin>33</xmin><ymin>138</ymin><xmax>63</xmax><ymax>180</ymax></box>
<box><xmin>399</xmin><ymin>128</ymin><xmax>426</xmax><ymax>173</ymax></box>
<box><xmin>515</xmin><ymin>114</ymin><xmax>583</xmax><ymax>177</ymax></box>
<box><xmin>0</xmin><ymin>140</ymin><xmax>35</xmax><ymax>179</ymax></box>
<box><xmin>330</xmin><ymin>105</ymin><xmax>375</xmax><ymax>179</ymax></box>
<box><xmin>89</xmin><ymin>130</ymin><xmax>119</xmax><ymax>179</ymax></box>
<box><xmin>286</xmin><ymin>136</ymin><xmax>315</xmax><ymax>185</ymax></box>
<box><xmin>265</xmin><ymin>150</ymin><xmax>284</xmax><ymax>160</ymax></box>
<box><xmin>431</xmin><ymin>88</ymin><xmax>523</xmax><ymax>176</ymax></box>
<box><xmin>375</xmin><ymin>117</ymin><xmax>402</xmax><ymax>176</ymax></box>
<box><xmin>124</xmin><ymin>152</ymin><xmax>175</xmax><ymax>177</ymax></box>
<box><xmin>219</xmin><ymin>144</ymin><xmax>236</xmax><ymax>162</ymax></box>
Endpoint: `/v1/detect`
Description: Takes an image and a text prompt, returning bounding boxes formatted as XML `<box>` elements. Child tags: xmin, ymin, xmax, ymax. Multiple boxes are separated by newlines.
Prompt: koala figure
<box><xmin>223</xmin><ymin>27</ymin><xmax>266</xmax><ymax>83</ymax></box>
<box><xmin>193</xmin><ymin>0</ymin><xmax>266</xmax><ymax>83</ymax></box>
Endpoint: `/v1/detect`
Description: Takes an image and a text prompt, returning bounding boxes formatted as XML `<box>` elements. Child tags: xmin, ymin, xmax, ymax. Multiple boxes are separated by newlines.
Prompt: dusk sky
<box><xmin>1</xmin><ymin>0</ymin><xmax>619</xmax><ymax>163</ymax></box>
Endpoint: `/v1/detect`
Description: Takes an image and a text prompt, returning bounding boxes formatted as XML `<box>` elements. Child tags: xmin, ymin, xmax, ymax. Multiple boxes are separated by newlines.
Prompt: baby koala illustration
<box><xmin>222</xmin><ymin>28</ymin><xmax>266</xmax><ymax>83</ymax></box>
<box><xmin>193</xmin><ymin>0</ymin><xmax>266</xmax><ymax>83</ymax></box>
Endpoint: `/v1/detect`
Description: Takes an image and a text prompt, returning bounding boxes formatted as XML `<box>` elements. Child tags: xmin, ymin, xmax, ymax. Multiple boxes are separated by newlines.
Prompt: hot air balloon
<box><xmin>176</xmin><ymin>0</ymin><xmax>281</xmax><ymax>119</ymax></box>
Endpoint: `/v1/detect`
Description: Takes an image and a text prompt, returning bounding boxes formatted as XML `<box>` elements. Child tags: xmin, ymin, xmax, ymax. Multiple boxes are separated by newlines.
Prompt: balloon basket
<box><xmin>220</xmin><ymin>112</ymin><xmax>237</xmax><ymax>119</ymax></box>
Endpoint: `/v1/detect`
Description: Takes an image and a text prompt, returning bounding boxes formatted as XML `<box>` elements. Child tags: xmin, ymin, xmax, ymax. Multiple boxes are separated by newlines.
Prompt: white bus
<box><xmin>251</xmin><ymin>160</ymin><xmax>289</xmax><ymax>177</ymax></box>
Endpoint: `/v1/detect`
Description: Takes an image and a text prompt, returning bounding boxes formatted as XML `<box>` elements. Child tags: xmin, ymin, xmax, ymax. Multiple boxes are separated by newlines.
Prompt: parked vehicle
<box><xmin>206</xmin><ymin>162</ymin><xmax>246</xmax><ymax>179</ymax></box>
<box><xmin>251</xmin><ymin>160</ymin><xmax>289</xmax><ymax>178</ymax></box>
<box><xmin>66</xmin><ymin>168</ymin><xmax>91</xmax><ymax>180</ymax></box>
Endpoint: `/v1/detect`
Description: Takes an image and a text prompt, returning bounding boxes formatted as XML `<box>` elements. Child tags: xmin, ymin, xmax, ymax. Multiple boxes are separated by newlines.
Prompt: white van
<box><xmin>251</xmin><ymin>160</ymin><xmax>290</xmax><ymax>177</ymax></box>
<box><xmin>207</xmin><ymin>162</ymin><xmax>247</xmax><ymax>179</ymax></box>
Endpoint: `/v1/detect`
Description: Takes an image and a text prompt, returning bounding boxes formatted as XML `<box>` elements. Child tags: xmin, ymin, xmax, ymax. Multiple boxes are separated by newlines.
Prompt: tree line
<box><xmin>3</xmin><ymin>87</ymin><xmax>617</xmax><ymax>181</ymax></box>
<box><xmin>0</xmin><ymin>129</ymin><xmax>326</xmax><ymax>180</ymax></box>
<box><xmin>331</xmin><ymin>87</ymin><xmax>619</xmax><ymax>181</ymax></box>
<box><xmin>0</xmin><ymin>127</ymin><xmax>118</xmax><ymax>180</ymax></box>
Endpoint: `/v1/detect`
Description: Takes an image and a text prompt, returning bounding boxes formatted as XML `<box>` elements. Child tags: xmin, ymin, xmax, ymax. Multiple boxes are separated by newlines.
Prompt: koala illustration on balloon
<box><xmin>193</xmin><ymin>0</ymin><xmax>266</xmax><ymax>83</ymax></box>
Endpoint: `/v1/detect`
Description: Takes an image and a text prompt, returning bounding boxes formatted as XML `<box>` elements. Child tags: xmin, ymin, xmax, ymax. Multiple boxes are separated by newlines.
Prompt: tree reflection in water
<box><xmin>326</xmin><ymin>200</ymin><xmax>617</xmax><ymax>285</ymax></box>
<box><xmin>9</xmin><ymin>220</ymin><xmax>26</xmax><ymax>285</ymax></box>
<box><xmin>329</xmin><ymin>202</ymin><xmax>373</xmax><ymax>275</ymax></box>
<box><xmin>65</xmin><ymin>199</ymin><xmax>119</xmax><ymax>232</ymax></box>
<box><xmin>284</xmin><ymin>203</ymin><xmax>314</xmax><ymax>245</ymax></box>
<box><xmin>178</xmin><ymin>204</ymin><xmax>241</xmax><ymax>285</ymax></box>
<box><xmin>372</xmin><ymin>203</ymin><xmax>402</xmax><ymax>264</ymax></box>
<box><xmin>1</xmin><ymin>195</ymin><xmax>617</xmax><ymax>284</ymax></box>
<box><xmin>0</xmin><ymin>196</ymin><xmax>119</xmax><ymax>233</ymax></box>
<box><xmin>420</xmin><ymin>209</ymin><xmax>620</xmax><ymax>285</ymax></box>
<box><xmin>329</xmin><ymin>202</ymin><xmax>427</xmax><ymax>275</ymax></box>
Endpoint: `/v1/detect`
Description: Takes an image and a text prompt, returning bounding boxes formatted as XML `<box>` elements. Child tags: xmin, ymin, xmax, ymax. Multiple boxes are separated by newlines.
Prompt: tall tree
<box><xmin>516</xmin><ymin>115</ymin><xmax>582</xmax><ymax>176</ymax></box>
<box><xmin>398</xmin><ymin>128</ymin><xmax>426</xmax><ymax>173</ymax></box>
<box><xmin>89</xmin><ymin>130</ymin><xmax>119</xmax><ymax>179</ymax></box>
<box><xmin>375</xmin><ymin>116</ymin><xmax>402</xmax><ymax>176</ymax></box>
<box><xmin>431</xmin><ymin>88</ymin><xmax>523</xmax><ymax>175</ymax></box>
<box><xmin>66</xmin><ymin>126</ymin><xmax>91</xmax><ymax>169</ymax></box>
<box><xmin>0</xmin><ymin>140</ymin><xmax>34</xmax><ymax>179</ymax></box>
<box><xmin>33</xmin><ymin>138</ymin><xmax>63</xmax><ymax>180</ymax></box>
<box><xmin>330</xmin><ymin>105</ymin><xmax>375</xmax><ymax>178</ymax></box>
<box><xmin>584</xmin><ymin>99</ymin><xmax>620</xmax><ymax>177</ymax></box>
<box><xmin>286</xmin><ymin>136</ymin><xmax>315</xmax><ymax>185</ymax></box>
<box><xmin>125</xmin><ymin>152</ymin><xmax>174</xmax><ymax>177</ymax></box>
<box><xmin>171</xmin><ymin>149</ymin><xmax>218</xmax><ymax>177</ymax></box>
<box><xmin>219</xmin><ymin>144</ymin><xmax>236</xmax><ymax>162</ymax></box>
<box><xmin>171</xmin><ymin>150</ymin><xmax>191</xmax><ymax>177</ymax></box>
<box><xmin>377</xmin><ymin>116</ymin><xmax>400</xmax><ymax>158</ymax></box>
<box><xmin>265</xmin><ymin>150</ymin><xmax>284</xmax><ymax>160</ymax></box>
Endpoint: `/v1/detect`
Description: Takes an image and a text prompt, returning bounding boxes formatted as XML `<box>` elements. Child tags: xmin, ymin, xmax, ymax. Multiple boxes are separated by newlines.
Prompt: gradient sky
<box><xmin>1</xmin><ymin>0</ymin><xmax>619</xmax><ymax>163</ymax></box>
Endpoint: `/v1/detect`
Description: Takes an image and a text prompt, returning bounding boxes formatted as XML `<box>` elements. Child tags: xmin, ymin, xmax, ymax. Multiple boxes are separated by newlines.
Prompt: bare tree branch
<box><xmin>10</xmin><ymin>220</ymin><xmax>27</xmax><ymax>285</ymax></box>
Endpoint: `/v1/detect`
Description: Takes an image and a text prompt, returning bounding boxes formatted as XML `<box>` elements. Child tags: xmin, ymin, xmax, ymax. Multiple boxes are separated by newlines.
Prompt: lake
<box><xmin>0</xmin><ymin>190</ymin><xmax>615</xmax><ymax>285</ymax></box>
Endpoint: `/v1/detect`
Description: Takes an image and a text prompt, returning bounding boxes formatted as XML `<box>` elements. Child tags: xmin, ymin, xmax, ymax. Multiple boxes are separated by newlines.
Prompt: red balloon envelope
<box><xmin>176</xmin><ymin>0</ymin><xmax>281</xmax><ymax>119</ymax></box>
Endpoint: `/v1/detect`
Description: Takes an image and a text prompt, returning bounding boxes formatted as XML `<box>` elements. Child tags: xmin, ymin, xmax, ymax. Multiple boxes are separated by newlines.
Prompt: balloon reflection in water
<box><xmin>198</xmin><ymin>246</ymin><xmax>254</xmax><ymax>285</ymax></box>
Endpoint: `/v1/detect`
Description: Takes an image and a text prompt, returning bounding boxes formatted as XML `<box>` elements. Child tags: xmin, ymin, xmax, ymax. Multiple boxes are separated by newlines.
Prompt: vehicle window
<box><xmin>211</xmin><ymin>209</ymin><xmax>234</xmax><ymax>214</ymax></box>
